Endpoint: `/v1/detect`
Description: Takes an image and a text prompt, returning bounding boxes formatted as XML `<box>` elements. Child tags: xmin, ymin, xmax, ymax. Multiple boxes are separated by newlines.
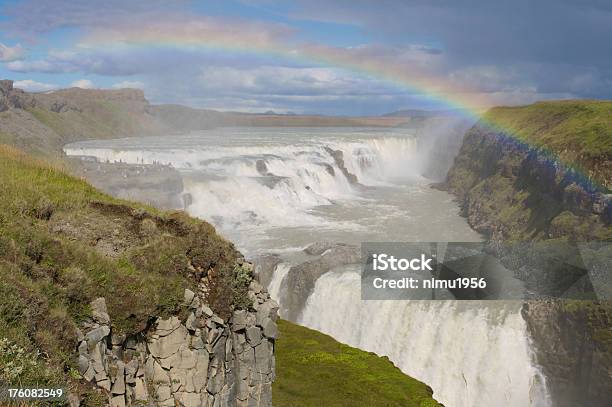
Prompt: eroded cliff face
<box><xmin>522</xmin><ymin>301</ymin><xmax>611</xmax><ymax>407</ymax></box>
<box><xmin>442</xmin><ymin>115</ymin><xmax>612</xmax><ymax>407</ymax></box>
<box><xmin>77</xmin><ymin>281</ymin><xmax>278</xmax><ymax>407</ymax></box>
<box><xmin>443</xmin><ymin>124</ymin><xmax>611</xmax><ymax>241</ymax></box>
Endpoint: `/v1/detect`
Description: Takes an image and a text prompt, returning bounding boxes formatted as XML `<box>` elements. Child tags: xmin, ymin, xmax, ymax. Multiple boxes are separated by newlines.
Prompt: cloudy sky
<box><xmin>0</xmin><ymin>0</ymin><xmax>610</xmax><ymax>115</ymax></box>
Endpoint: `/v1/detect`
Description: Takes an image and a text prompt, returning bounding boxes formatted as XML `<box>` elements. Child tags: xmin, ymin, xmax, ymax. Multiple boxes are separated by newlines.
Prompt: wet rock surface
<box><xmin>280</xmin><ymin>243</ymin><xmax>360</xmax><ymax>321</ymax></box>
<box><xmin>522</xmin><ymin>301</ymin><xmax>612</xmax><ymax>407</ymax></box>
<box><xmin>323</xmin><ymin>147</ymin><xmax>359</xmax><ymax>184</ymax></box>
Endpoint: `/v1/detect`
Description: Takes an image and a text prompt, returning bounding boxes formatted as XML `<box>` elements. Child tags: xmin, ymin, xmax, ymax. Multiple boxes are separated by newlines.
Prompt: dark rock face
<box><xmin>255</xmin><ymin>159</ymin><xmax>271</xmax><ymax>176</ymax></box>
<box><xmin>0</xmin><ymin>79</ymin><xmax>13</xmax><ymax>92</ymax></box>
<box><xmin>252</xmin><ymin>254</ymin><xmax>282</xmax><ymax>289</ymax></box>
<box><xmin>443</xmin><ymin>125</ymin><xmax>610</xmax><ymax>241</ymax></box>
<box><xmin>522</xmin><ymin>301</ymin><xmax>612</xmax><ymax>407</ymax></box>
<box><xmin>324</xmin><ymin>146</ymin><xmax>359</xmax><ymax>184</ymax></box>
<box><xmin>281</xmin><ymin>243</ymin><xmax>360</xmax><ymax>321</ymax></box>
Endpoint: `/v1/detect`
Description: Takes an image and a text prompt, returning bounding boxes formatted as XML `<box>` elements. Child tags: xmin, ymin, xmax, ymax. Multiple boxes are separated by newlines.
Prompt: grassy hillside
<box><xmin>0</xmin><ymin>144</ymin><xmax>238</xmax><ymax>398</ymax></box>
<box><xmin>0</xmin><ymin>82</ymin><xmax>408</xmax><ymax>159</ymax></box>
<box><xmin>274</xmin><ymin>320</ymin><xmax>442</xmax><ymax>407</ymax></box>
<box><xmin>0</xmin><ymin>87</ymin><xmax>168</xmax><ymax>157</ymax></box>
<box><xmin>484</xmin><ymin>100</ymin><xmax>612</xmax><ymax>189</ymax></box>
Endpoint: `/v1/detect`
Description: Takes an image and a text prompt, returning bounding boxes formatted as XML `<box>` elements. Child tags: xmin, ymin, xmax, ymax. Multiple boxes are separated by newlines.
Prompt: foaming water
<box><xmin>332</xmin><ymin>137</ymin><xmax>422</xmax><ymax>185</ymax></box>
<box><xmin>64</xmin><ymin>127</ymin><xmax>453</xmax><ymax>252</ymax></box>
<box><xmin>296</xmin><ymin>270</ymin><xmax>551</xmax><ymax>407</ymax></box>
<box><xmin>268</xmin><ymin>263</ymin><xmax>291</xmax><ymax>302</ymax></box>
<box><xmin>64</xmin><ymin>125</ymin><xmax>550</xmax><ymax>405</ymax></box>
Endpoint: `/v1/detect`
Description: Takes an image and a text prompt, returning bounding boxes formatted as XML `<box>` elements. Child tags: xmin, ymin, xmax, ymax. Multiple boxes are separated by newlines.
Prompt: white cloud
<box><xmin>13</xmin><ymin>79</ymin><xmax>59</xmax><ymax>92</ymax></box>
<box><xmin>0</xmin><ymin>43</ymin><xmax>26</xmax><ymax>62</ymax></box>
<box><xmin>70</xmin><ymin>79</ymin><xmax>94</xmax><ymax>88</ymax></box>
<box><xmin>196</xmin><ymin>65</ymin><xmax>402</xmax><ymax>96</ymax></box>
<box><xmin>112</xmin><ymin>80</ymin><xmax>144</xmax><ymax>89</ymax></box>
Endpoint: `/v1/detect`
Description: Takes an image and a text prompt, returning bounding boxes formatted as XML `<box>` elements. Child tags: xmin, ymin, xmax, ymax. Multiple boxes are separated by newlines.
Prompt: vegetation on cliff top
<box><xmin>484</xmin><ymin>100</ymin><xmax>612</xmax><ymax>189</ymax></box>
<box><xmin>0</xmin><ymin>144</ymin><xmax>442</xmax><ymax>406</ymax></box>
<box><xmin>445</xmin><ymin>100</ymin><xmax>611</xmax><ymax>241</ymax></box>
<box><xmin>0</xmin><ymin>144</ymin><xmax>238</xmax><ymax>394</ymax></box>
<box><xmin>274</xmin><ymin>319</ymin><xmax>443</xmax><ymax>407</ymax></box>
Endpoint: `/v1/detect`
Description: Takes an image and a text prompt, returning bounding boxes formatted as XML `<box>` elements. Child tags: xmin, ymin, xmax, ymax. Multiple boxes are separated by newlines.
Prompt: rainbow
<box><xmin>81</xmin><ymin>20</ymin><xmax>490</xmax><ymax>116</ymax></box>
<box><xmin>81</xmin><ymin>24</ymin><xmax>605</xmax><ymax>191</ymax></box>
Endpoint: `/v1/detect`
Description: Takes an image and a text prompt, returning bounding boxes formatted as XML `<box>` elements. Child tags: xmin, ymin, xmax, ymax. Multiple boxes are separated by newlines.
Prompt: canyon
<box><xmin>1</xmin><ymin>81</ymin><xmax>610</xmax><ymax>406</ymax></box>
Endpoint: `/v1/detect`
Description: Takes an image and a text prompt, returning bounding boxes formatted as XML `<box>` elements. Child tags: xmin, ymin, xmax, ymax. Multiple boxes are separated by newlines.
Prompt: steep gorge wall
<box><xmin>442</xmin><ymin>104</ymin><xmax>612</xmax><ymax>407</ymax></box>
<box><xmin>522</xmin><ymin>301</ymin><xmax>611</xmax><ymax>407</ymax></box>
<box><xmin>444</xmin><ymin>123</ymin><xmax>611</xmax><ymax>241</ymax></box>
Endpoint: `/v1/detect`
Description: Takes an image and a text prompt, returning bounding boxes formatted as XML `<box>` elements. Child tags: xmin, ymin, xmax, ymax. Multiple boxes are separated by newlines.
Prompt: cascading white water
<box><xmin>267</xmin><ymin>263</ymin><xmax>291</xmax><ymax>301</ymax></box>
<box><xmin>64</xmin><ymin>133</ymin><xmax>422</xmax><ymax>233</ymax></box>
<box><xmin>292</xmin><ymin>269</ymin><xmax>551</xmax><ymax>407</ymax></box>
<box><xmin>331</xmin><ymin>137</ymin><xmax>422</xmax><ymax>184</ymax></box>
<box><xmin>64</xmin><ymin>125</ymin><xmax>551</xmax><ymax>405</ymax></box>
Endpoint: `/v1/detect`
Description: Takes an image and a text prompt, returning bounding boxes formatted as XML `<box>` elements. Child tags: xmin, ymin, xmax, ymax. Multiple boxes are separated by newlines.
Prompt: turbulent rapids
<box><xmin>66</xmin><ymin>130</ymin><xmax>421</xmax><ymax>229</ymax></box>
<box><xmin>64</xmin><ymin>122</ymin><xmax>551</xmax><ymax>407</ymax></box>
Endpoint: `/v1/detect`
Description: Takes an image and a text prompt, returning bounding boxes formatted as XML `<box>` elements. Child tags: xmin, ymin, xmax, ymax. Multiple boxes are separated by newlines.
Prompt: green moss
<box><xmin>274</xmin><ymin>320</ymin><xmax>443</xmax><ymax>407</ymax></box>
<box><xmin>550</xmin><ymin>211</ymin><xmax>612</xmax><ymax>240</ymax></box>
<box><xmin>484</xmin><ymin>100</ymin><xmax>612</xmax><ymax>189</ymax></box>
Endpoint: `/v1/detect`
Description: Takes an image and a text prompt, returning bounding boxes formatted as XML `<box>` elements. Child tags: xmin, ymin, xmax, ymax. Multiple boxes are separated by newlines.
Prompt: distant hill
<box><xmin>0</xmin><ymin>79</ymin><xmax>410</xmax><ymax>156</ymax></box>
<box><xmin>151</xmin><ymin>103</ymin><xmax>409</xmax><ymax>130</ymax></box>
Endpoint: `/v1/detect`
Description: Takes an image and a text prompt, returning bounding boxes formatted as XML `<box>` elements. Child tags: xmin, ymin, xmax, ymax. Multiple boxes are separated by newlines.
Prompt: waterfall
<box><xmin>294</xmin><ymin>269</ymin><xmax>551</xmax><ymax>407</ymax></box>
<box><xmin>267</xmin><ymin>263</ymin><xmax>291</xmax><ymax>302</ymax></box>
<box><xmin>64</xmin><ymin>136</ymin><xmax>423</xmax><ymax>232</ymax></box>
<box><xmin>63</xmin><ymin>126</ymin><xmax>550</xmax><ymax>405</ymax></box>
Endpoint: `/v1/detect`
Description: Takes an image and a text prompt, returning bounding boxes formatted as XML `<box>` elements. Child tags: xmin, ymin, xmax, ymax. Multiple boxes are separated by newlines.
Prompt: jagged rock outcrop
<box><xmin>522</xmin><ymin>301</ymin><xmax>612</xmax><ymax>407</ymax></box>
<box><xmin>324</xmin><ymin>147</ymin><xmax>358</xmax><ymax>184</ymax></box>
<box><xmin>0</xmin><ymin>79</ymin><xmax>36</xmax><ymax>112</ymax></box>
<box><xmin>77</xmin><ymin>282</ymin><xmax>278</xmax><ymax>406</ymax></box>
<box><xmin>0</xmin><ymin>79</ymin><xmax>13</xmax><ymax>111</ymax></box>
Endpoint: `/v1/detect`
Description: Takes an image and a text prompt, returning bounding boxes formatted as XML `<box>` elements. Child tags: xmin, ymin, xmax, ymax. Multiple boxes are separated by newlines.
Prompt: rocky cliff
<box><xmin>0</xmin><ymin>144</ymin><xmax>277</xmax><ymax>406</ymax></box>
<box><xmin>442</xmin><ymin>101</ymin><xmax>612</xmax><ymax>407</ymax></box>
<box><xmin>443</xmin><ymin>101</ymin><xmax>611</xmax><ymax>241</ymax></box>
<box><xmin>78</xmin><ymin>283</ymin><xmax>277</xmax><ymax>407</ymax></box>
<box><xmin>522</xmin><ymin>301</ymin><xmax>611</xmax><ymax>407</ymax></box>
